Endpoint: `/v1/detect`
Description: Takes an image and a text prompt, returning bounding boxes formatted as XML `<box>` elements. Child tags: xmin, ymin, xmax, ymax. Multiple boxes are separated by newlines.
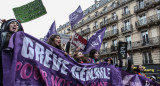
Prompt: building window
<box><xmin>112</xmin><ymin>24</ymin><xmax>117</xmax><ymax>34</ymax></box>
<box><xmin>138</xmin><ymin>0</ymin><xmax>144</xmax><ymax>9</ymax></box>
<box><xmin>143</xmin><ymin>51</ymin><xmax>153</xmax><ymax>64</ymax></box>
<box><xmin>112</xmin><ymin>57</ymin><xmax>118</xmax><ymax>64</ymax></box>
<box><xmin>112</xmin><ymin>12</ymin><xmax>117</xmax><ymax>20</ymax></box>
<box><xmin>103</xmin><ymin>6</ymin><xmax>108</xmax><ymax>12</ymax></box>
<box><xmin>112</xmin><ymin>39</ymin><xmax>117</xmax><ymax>46</ymax></box>
<box><xmin>94</xmin><ymin>21</ymin><xmax>98</xmax><ymax>27</ymax></box>
<box><xmin>96</xmin><ymin>3</ymin><xmax>100</xmax><ymax>8</ymax></box>
<box><xmin>124</xmin><ymin>19</ymin><xmax>130</xmax><ymax>30</ymax></box>
<box><xmin>95</xmin><ymin>11</ymin><xmax>98</xmax><ymax>17</ymax></box>
<box><xmin>138</xmin><ymin>14</ymin><xmax>146</xmax><ymax>25</ymax></box>
<box><xmin>157</xmin><ymin>9</ymin><xmax>160</xmax><ymax>19</ymax></box>
<box><xmin>141</xmin><ymin>31</ymin><xmax>149</xmax><ymax>46</ymax></box>
<box><xmin>125</xmin><ymin>35</ymin><xmax>131</xmax><ymax>49</ymax></box>
<box><xmin>103</xmin><ymin>42</ymin><xmax>107</xmax><ymax>49</ymax></box>
<box><xmin>104</xmin><ymin>17</ymin><xmax>107</xmax><ymax>23</ymax></box>
<box><xmin>111</xmin><ymin>2</ymin><xmax>116</xmax><ymax>8</ymax></box>
<box><xmin>88</xmin><ymin>15</ymin><xmax>91</xmax><ymax>20</ymax></box>
<box><xmin>123</xmin><ymin>6</ymin><xmax>129</xmax><ymax>15</ymax></box>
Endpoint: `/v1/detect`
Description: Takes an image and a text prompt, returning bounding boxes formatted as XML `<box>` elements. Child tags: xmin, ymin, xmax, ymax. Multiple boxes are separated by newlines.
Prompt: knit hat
<box><xmin>1</xmin><ymin>19</ymin><xmax>23</xmax><ymax>32</ymax></box>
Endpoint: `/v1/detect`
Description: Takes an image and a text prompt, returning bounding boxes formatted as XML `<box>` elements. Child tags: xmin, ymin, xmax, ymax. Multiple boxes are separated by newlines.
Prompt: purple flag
<box><xmin>82</xmin><ymin>27</ymin><xmax>106</xmax><ymax>54</ymax></box>
<box><xmin>69</xmin><ymin>5</ymin><xmax>83</xmax><ymax>29</ymax></box>
<box><xmin>2</xmin><ymin>31</ymin><xmax>123</xmax><ymax>86</ymax></box>
<box><xmin>43</xmin><ymin>21</ymin><xmax>56</xmax><ymax>42</ymax></box>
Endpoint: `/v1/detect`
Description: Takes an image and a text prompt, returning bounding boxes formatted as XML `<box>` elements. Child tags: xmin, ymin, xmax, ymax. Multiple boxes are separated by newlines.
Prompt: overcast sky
<box><xmin>0</xmin><ymin>0</ymin><xmax>94</xmax><ymax>39</ymax></box>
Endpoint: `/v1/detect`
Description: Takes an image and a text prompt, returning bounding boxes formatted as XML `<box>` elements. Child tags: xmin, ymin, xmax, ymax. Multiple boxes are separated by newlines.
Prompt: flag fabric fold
<box><xmin>69</xmin><ymin>5</ymin><xmax>83</xmax><ymax>29</ymax></box>
<box><xmin>82</xmin><ymin>27</ymin><xmax>106</xmax><ymax>54</ymax></box>
<box><xmin>43</xmin><ymin>21</ymin><xmax>56</xmax><ymax>42</ymax></box>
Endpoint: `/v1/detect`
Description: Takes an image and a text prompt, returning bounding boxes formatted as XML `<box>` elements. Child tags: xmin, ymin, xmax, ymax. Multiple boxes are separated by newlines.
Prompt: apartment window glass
<box><xmin>124</xmin><ymin>19</ymin><xmax>130</xmax><ymax>29</ymax></box>
<box><xmin>157</xmin><ymin>9</ymin><xmax>160</xmax><ymax>19</ymax></box>
<box><xmin>95</xmin><ymin>11</ymin><xmax>98</xmax><ymax>16</ymax></box>
<box><xmin>112</xmin><ymin>12</ymin><xmax>117</xmax><ymax>20</ymax></box>
<box><xmin>96</xmin><ymin>3</ymin><xmax>100</xmax><ymax>8</ymax></box>
<box><xmin>111</xmin><ymin>2</ymin><xmax>116</xmax><ymax>8</ymax></box>
<box><xmin>103</xmin><ymin>6</ymin><xmax>108</xmax><ymax>12</ymax></box>
<box><xmin>104</xmin><ymin>17</ymin><xmax>108</xmax><ymax>23</ymax></box>
<box><xmin>138</xmin><ymin>0</ymin><xmax>144</xmax><ymax>8</ymax></box>
<box><xmin>112</xmin><ymin>24</ymin><xmax>117</xmax><ymax>34</ymax></box>
<box><xmin>124</xmin><ymin>6</ymin><xmax>129</xmax><ymax>14</ymax></box>
<box><xmin>103</xmin><ymin>42</ymin><xmax>107</xmax><ymax>49</ymax></box>
<box><xmin>125</xmin><ymin>36</ymin><xmax>131</xmax><ymax>49</ymax></box>
<box><xmin>141</xmin><ymin>31</ymin><xmax>149</xmax><ymax>45</ymax></box>
<box><xmin>112</xmin><ymin>39</ymin><xmax>117</xmax><ymax>46</ymax></box>
<box><xmin>143</xmin><ymin>51</ymin><xmax>153</xmax><ymax>64</ymax></box>
<box><xmin>94</xmin><ymin>21</ymin><xmax>98</xmax><ymax>27</ymax></box>
<box><xmin>112</xmin><ymin>57</ymin><xmax>118</xmax><ymax>64</ymax></box>
<box><xmin>138</xmin><ymin>14</ymin><xmax>146</xmax><ymax>25</ymax></box>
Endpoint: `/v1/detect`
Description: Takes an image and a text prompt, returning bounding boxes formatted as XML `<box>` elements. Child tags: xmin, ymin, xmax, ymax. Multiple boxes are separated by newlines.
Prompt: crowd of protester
<box><xmin>0</xmin><ymin>19</ymin><xmax>159</xmax><ymax>85</ymax></box>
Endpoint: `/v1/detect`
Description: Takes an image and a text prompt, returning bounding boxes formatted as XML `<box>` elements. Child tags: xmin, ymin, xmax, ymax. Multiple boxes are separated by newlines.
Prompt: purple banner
<box><xmin>82</xmin><ymin>27</ymin><xmax>106</xmax><ymax>54</ymax></box>
<box><xmin>120</xmin><ymin>69</ymin><xmax>160</xmax><ymax>86</ymax></box>
<box><xmin>69</xmin><ymin>5</ymin><xmax>83</xmax><ymax>29</ymax></box>
<box><xmin>2</xmin><ymin>31</ymin><xmax>122</xmax><ymax>86</ymax></box>
<box><xmin>43</xmin><ymin>21</ymin><xmax>57</xmax><ymax>42</ymax></box>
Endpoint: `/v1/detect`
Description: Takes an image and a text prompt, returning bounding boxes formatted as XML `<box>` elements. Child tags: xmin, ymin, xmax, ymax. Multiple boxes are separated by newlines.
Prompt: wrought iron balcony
<box><xmin>134</xmin><ymin>3</ymin><xmax>145</xmax><ymax>13</ymax></box>
<box><xmin>121</xmin><ymin>25</ymin><xmax>132</xmax><ymax>34</ymax></box>
<box><xmin>111</xmin><ymin>45</ymin><xmax>118</xmax><ymax>52</ymax></box>
<box><xmin>134</xmin><ymin>0</ymin><xmax>160</xmax><ymax>13</ymax></box>
<box><xmin>132</xmin><ymin>36</ymin><xmax>160</xmax><ymax>49</ymax></box>
<box><xmin>135</xmin><ymin>13</ymin><xmax>160</xmax><ymax>29</ymax></box>
<box><xmin>100</xmin><ymin>19</ymin><xmax>109</xmax><ymax>28</ymax></box>
<box><xmin>100</xmin><ymin>48</ymin><xmax>111</xmax><ymax>55</ymax></box>
<box><xmin>122</xmin><ymin>11</ymin><xmax>131</xmax><ymax>19</ymax></box>
<box><xmin>103</xmin><ymin>31</ymin><xmax>110</xmax><ymax>39</ymax></box>
<box><xmin>81</xmin><ymin>28</ymin><xmax>90</xmax><ymax>36</ymax></box>
<box><xmin>110</xmin><ymin>29</ymin><xmax>118</xmax><ymax>37</ymax></box>
<box><xmin>143</xmin><ymin>60</ymin><xmax>153</xmax><ymax>65</ymax></box>
<box><xmin>109</xmin><ymin>15</ymin><xmax>118</xmax><ymax>24</ymax></box>
<box><xmin>93</xmin><ymin>25</ymin><xmax>99</xmax><ymax>31</ymax></box>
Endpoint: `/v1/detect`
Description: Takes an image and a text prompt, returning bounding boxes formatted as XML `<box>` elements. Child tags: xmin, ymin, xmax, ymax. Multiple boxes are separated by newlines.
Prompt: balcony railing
<box><xmin>104</xmin><ymin>31</ymin><xmax>110</xmax><ymax>39</ymax></box>
<box><xmin>121</xmin><ymin>25</ymin><xmax>132</xmax><ymax>34</ymax></box>
<box><xmin>111</xmin><ymin>45</ymin><xmax>118</xmax><ymax>52</ymax></box>
<box><xmin>72</xmin><ymin>0</ymin><xmax>132</xmax><ymax>30</ymax></box>
<box><xmin>93</xmin><ymin>25</ymin><xmax>99</xmax><ymax>31</ymax></box>
<box><xmin>134</xmin><ymin>0</ymin><xmax>160</xmax><ymax>13</ymax></box>
<box><xmin>132</xmin><ymin>36</ymin><xmax>160</xmax><ymax>49</ymax></box>
<box><xmin>109</xmin><ymin>15</ymin><xmax>118</xmax><ymax>24</ymax></box>
<box><xmin>100</xmin><ymin>19</ymin><xmax>109</xmax><ymax>27</ymax></box>
<box><xmin>135</xmin><ymin>13</ymin><xmax>160</xmax><ymax>29</ymax></box>
<box><xmin>100</xmin><ymin>36</ymin><xmax>160</xmax><ymax>56</ymax></box>
<box><xmin>81</xmin><ymin>28</ymin><xmax>90</xmax><ymax>36</ymax></box>
<box><xmin>110</xmin><ymin>29</ymin><xmax>118</xmax><ymax>37</ymax></box>
<box><xmin>122</xmin><ymin>11</ymin><xmax>131</xmax><ymax>19</ymax></box>
<box><xmin>100</xmin><ymin>48</ymin><xmax>111</xmax><ymax>55</ymax></box>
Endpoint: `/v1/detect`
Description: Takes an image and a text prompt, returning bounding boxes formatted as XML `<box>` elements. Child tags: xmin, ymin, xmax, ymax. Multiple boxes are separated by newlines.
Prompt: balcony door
<box><xmin>138</xmin><ymin>14</ymin><xmax>146</xmax><ymax>25</ymax></box>
<box><xmin>141</xmin><ymin>31</ymin><xmax>149</xmax><ymax>46</ymax></box>
<box><xmin>125</xmin><ymin>35</ymin><xmax>131</xmax><ymax>49</ymax></box>
<box><xmin>124</xmin><ymin>19</ymin><xmax>130</xmax><ymax>30</ymax></box>
<box><xmin>138</xmin><ymin>0</ymin><xmax>144</xmax><ymax>9</ymax></box>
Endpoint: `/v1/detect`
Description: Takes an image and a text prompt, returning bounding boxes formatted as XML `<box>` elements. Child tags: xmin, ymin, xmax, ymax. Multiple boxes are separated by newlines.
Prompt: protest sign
<box><xmin>13</xmin><ymin>0</ymin><xmax>47</xmax><ymax>23</ymax></box>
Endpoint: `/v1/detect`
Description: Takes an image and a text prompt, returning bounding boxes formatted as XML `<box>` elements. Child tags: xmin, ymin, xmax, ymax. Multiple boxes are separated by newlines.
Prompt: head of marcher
<box><xmin>105</xmin><ymin>57</ymin><xmax>113</xmax><ymax>64</ymax></box>
<box><xmin>89</xmin><ymin>49</ymin><xmax>99</xmax><ymax>59</ymax></box>
<box><xmin>47</xmin><ymin>34</ymin><xmax>62</xmax><ymax>50</ymax></box>
<box><xmin>2</xmin><ymin>19</ymin><xmax>23</xmax><ymax>32</ymax></box>
<box><xmin>150</xmin><ymin>75</ymin><xmax>157</xmax><ymax>82</ymax></box>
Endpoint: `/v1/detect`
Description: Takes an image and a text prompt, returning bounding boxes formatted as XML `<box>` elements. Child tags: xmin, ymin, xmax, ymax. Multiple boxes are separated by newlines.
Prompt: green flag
<box><xmin>13</xmin><ymin>0</ymin><xmax>47</xmax><ymax>23</ymax></box>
